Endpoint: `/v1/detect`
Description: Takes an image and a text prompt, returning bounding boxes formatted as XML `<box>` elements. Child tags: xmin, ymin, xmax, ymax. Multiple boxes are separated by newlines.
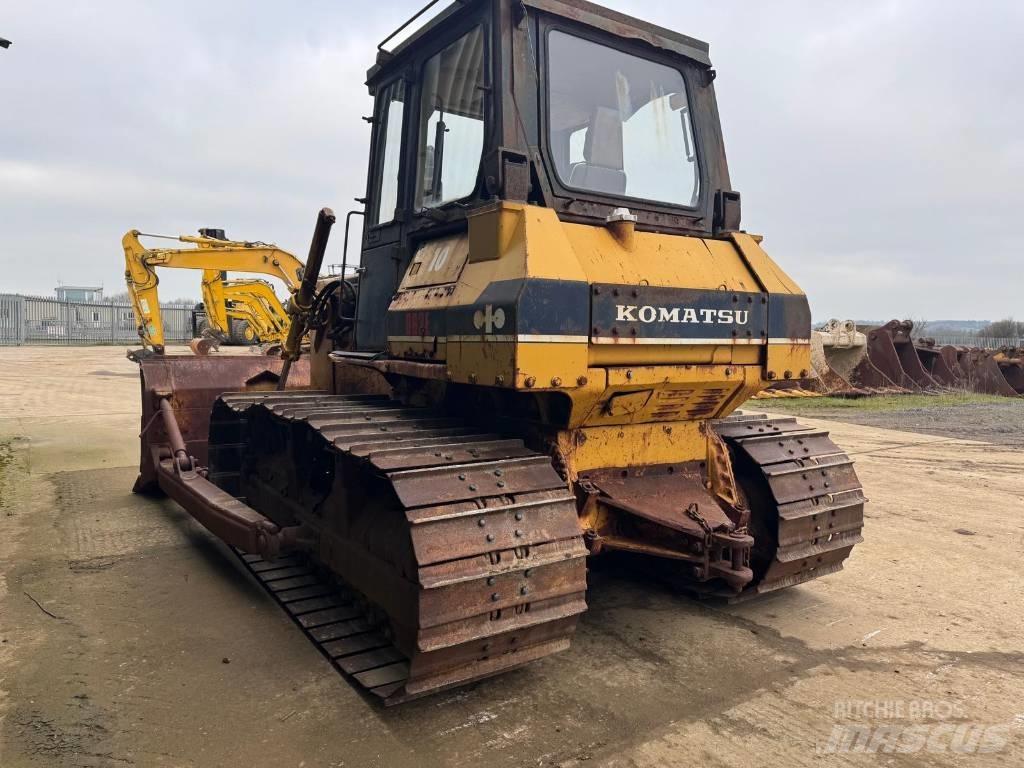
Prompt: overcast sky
<box><xmin>1</xmin><ymin>0</ymin><xmax>1021</xmax><ymax>320</ymax></box>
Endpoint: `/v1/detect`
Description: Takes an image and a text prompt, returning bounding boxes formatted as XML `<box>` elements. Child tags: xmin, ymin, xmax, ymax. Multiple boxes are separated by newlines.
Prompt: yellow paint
<box><xmin>562</xmin><ymin>220</ymin><xmax>761</xmax><ymax>292</ymax></box>
<box><xmin>729</xmin><ymin>232</ymin><xmax>803</xmax><ymax>295</ymax></box>
<box><xmin>767</xmin><ymin>342</ymin><xmax>812</xmax><ymax>383</ymax></box>
<box><xmin>555</xmin><ymin>421</ymin><xmax>708</xmax><ymax>475</ymax></box>
<box><xmin>401</xmin><ymin>234</ymin><xmax>470</xmax><ymax>288</ymax></box>
<box><xmin>387</xmin><ymin>201</ymin><xmax>810</xmax><ymax>476</ymax></box>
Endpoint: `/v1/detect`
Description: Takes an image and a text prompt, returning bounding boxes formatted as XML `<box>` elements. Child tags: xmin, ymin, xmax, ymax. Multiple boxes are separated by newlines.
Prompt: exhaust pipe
<box><xmin>279</xmin><ymin>207</ymin><xmax>337</xmax><ymax>390</ymax></box>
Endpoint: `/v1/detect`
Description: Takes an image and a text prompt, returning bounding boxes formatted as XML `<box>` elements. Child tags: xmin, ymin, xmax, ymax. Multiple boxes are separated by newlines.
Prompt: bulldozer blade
<box><xmin>133</xmin><ymin>355</ymin><xmax>311</xmax><ymax>494</ymax></box>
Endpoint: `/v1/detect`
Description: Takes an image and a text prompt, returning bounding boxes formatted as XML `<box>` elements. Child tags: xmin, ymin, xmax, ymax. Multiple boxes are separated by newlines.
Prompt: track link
<box><xmin>235</xmin><ymin>550</ymin><xmax>413</xmax><ymax>695</ymax></box>
<box><xmin>209</xmin><ymin>391</ymin><xmax>588</xmax><ymax>704</ymax></box>
<box><xmin>714</xmin><ymin>414</ymin><xmax>866</xmax><ymax>596</ymax></box>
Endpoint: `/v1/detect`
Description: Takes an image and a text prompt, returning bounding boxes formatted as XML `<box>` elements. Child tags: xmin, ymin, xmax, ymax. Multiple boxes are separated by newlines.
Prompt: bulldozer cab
<box><xmin>355</xmin><ymin>0</ymin><xmax>738</xmax><ymax>351</ymax></box>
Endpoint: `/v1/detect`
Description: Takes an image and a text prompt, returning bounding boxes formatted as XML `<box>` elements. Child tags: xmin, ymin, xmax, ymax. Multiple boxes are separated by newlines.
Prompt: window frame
<box><xmin>411</xmin><ymin>22</ymin><xmax>491</xmax><ymax>215</ymax></box>
<box><xmin>539</xmin><ymin>20</ymin><xmax>710</xmax><ymax>219</ymax></box>
<box><xmin>368</xmin><ymin>78</ymin><xmax>410</xmax><ymax>228</ymax></box>
<box><xmin>365</xmin><ymin>18</ymin><xmax>493</xmax><ymax>235</ymax></box>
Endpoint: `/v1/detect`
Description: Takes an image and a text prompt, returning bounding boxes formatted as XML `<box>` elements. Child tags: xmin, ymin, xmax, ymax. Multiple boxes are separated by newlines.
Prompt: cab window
<box><xmin>548</xmin><ymin>31</ymin><xmax>700</xmax><ymax>207</ymax></box>
<box><xmin>415</xmin><ymin>26</ymin><xmax>486</xmax><ymax>210</ymax></box>
<box><xmin>374</xmin><ymin>81</ymin><xmax>406</xmax><ymax>225</ymax></box>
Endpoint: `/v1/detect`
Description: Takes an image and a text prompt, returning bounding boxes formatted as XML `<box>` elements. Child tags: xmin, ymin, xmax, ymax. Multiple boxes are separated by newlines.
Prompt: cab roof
<box><xmin>368</xmin><ymin>0</ymin><xmax>711</xmax><ymax>84</ymax></box>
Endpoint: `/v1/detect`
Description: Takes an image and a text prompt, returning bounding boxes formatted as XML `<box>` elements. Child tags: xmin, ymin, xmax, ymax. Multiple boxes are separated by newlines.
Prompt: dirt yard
<box><xmin>1</xmin><ymin>347</ymin><xmax>1022</xmax><ymax>767</ymax></box>
<box><xmin>759</xmin><ymin>394</ymin><xmax>1024</xmax><ymax>448</ymax></box>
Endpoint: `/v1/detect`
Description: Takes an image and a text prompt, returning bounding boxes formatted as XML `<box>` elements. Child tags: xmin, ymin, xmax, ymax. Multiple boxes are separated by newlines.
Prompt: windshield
<box><xmin>416</xmin><ymin>26</ymin><xmax>486</xmax><ymax>210</ymax></box>
<box><xmin>548</xmin><ymin>31</ymin><xmax>700</xmax><ymax>207</ymax></box>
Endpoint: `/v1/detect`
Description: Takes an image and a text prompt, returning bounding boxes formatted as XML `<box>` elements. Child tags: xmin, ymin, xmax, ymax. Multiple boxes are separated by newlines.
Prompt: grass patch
<box><xmin>757</xmin><ymin>392</ymin><xmax>1013</xmax><ymax>413</ymax></box>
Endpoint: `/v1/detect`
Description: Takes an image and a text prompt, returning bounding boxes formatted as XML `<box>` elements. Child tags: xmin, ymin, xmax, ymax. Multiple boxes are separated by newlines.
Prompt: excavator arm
<box><xmin>200</xmin><ymin>270</ymin><xmax>231</xmax><ymax>338</ymax></box>
<box><xmin>221</xmin><ymin>280</ymin><xmax>290</xmax><ymax>341</ymax></box>
<box><xmin>122</xmin><ymin>230</ymin><xmax>305</xmax><ymax>353</ymax></box>
<box><xmin>195</xmin><ymin>273</ymin><xmax>291</xmax><ymax>349</ymax></box>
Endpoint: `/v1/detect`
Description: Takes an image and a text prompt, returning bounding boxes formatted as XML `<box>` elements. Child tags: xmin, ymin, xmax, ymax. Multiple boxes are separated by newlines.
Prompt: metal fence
<box><xmin>0</xmin><ymin>294</ymin><xmax>194</xmax><ymax>346</ymax></box>
<box><xmin>928</xmin><ymin>335</ymin><xmax>1023</xmax><ymax>350</ymax></box>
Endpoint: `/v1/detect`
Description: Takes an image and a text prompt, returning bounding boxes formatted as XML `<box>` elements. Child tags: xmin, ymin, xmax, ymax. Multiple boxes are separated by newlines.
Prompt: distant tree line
<box><xmin>978</xmin><ymin>318</ymin><xmax>1023</xmax><ymax>338</ymax></box>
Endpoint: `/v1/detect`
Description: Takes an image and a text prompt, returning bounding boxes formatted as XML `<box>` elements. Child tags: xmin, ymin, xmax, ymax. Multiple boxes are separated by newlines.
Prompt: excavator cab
<box><xmin>134</xmin><ymin>0</ymin><xmax>866</xmax><ymax>705</ymax></box>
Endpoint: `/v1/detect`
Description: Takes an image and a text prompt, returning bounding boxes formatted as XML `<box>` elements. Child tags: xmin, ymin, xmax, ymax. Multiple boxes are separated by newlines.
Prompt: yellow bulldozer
<box><xmin>132</xmin><ymin>0</ymin><xmax>866</xmax><ymax>704</ymax></box>
<box><xmin>123</xmin><ymin>228</ymin><xmax>303</xmax><ymax>355</ymax></box>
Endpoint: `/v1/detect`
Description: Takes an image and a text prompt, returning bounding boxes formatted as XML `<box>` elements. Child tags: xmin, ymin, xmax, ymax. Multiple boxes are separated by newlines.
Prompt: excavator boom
<box><xmin>122</xmin><ymin>229</ymin><xmax>304</xmax><ymax>353</ymax></box>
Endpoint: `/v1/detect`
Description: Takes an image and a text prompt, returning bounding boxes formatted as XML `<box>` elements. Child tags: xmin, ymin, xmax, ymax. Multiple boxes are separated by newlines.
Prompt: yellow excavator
<box><xmin>122</xmin><ymin>228</ymin><xmax>304</xmax><ymax>355</ymax></box>
<box><xmin>191</xmin><ymin>272</ymin><xmax>292</xmax><ymax>354</ymax></box>
<box><xmin>131</xmin><ymin>0</ymin><xmax>866</xmax><ymax>705</ymax></box>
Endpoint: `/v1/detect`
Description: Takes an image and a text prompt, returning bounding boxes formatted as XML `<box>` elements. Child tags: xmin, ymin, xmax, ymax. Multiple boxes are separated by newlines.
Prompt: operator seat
<box><xmin>568</xmin><ymin>106</ymin><xmax>627</xmax><ymax>196</ymax></box>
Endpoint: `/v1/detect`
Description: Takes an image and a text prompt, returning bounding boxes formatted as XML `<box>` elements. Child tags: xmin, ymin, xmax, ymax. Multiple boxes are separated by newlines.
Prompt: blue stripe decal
<box><xmin>592</xmin><ymin>284</ymin><xmax>768</xmax><ymax>342</ymax></box>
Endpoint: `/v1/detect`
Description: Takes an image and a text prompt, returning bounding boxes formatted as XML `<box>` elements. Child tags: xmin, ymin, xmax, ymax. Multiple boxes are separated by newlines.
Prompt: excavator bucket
<box><xmin>755</xmin><ymin>320</ymin><xmax>874</xmax><ymax>399</ymax></box>
<box><xmin>995</xmin><ymin>349</ymin><xmax>1024</xmax><ymax>394</ymax></box>
<box><xmin>958</xmin><ymin>348</ymin><xmax>1023</xmax><ymax>397</ymax></box>
<box><xmin>853</xmin><ymin>321</ymin><xmax>933</xmax><ymax>392</ymax></box>
<box><xmin>134</xmin><ymin>355</ymin><xmax>311</xmax><ymax>494</ymax></box>
<box><xmin>913</xmin><ymin>338</ymin><xmax>963</xmax><ymax>387</ymax></box>
<box><xmin>811</xmin><ymin>320</ymin><xmax>877</xmax><ymax>396</ymax></box>
<box><xmin>785</xmin><ymin>320</ymin><xmax>904</xmax><ymax>397</ymax></box>
<box><xmin>881</xmin><ymin>321</ymin><xmax>941</xmax><ymax>390</ymax></box>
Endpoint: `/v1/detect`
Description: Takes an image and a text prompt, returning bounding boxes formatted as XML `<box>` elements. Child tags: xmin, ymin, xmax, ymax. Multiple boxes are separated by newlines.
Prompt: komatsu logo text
<box><xmin>615</xmin><ymin>306</ymin><xmax>750</xmax><ymax>325</ymax></box>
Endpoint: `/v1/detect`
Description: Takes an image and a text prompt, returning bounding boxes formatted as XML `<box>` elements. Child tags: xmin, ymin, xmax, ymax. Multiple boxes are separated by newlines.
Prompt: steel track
<box><xmin>210</xmin><ymin>391</ymin><xmax>588</xmax><ymax>704</ymax></box>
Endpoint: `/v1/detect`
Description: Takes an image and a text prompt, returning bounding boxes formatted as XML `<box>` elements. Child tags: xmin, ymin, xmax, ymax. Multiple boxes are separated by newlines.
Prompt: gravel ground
<box><xmin>761</xmin><ymin>400</ymin><xmax>1024</xmax><ymax>448</ymax></box>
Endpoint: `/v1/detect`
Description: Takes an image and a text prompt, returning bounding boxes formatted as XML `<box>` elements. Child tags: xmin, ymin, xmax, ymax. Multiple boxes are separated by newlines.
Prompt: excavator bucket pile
<box><xmin>760</xmin><ymin>319</ymin><xmax>1024</xmax><ymax>401</ymax></box>
<box><xmin>857</xmin><ymin>321</ymin><xmax>1024</xmax><ymax>397</ymax></box>
<box><xmin>861</xmin><ymin>321</ymin><xmax>938</xmax><ymax>392</ymax></box>
<box><xmin>953</xmin><ymin>346</ymin><xmax>1024</xmax><ymax>397</ymax></box>
<box><xmin>755</xmin><ymin>319</ymin><xmax>908</xmax><ymax>399</ymax></box>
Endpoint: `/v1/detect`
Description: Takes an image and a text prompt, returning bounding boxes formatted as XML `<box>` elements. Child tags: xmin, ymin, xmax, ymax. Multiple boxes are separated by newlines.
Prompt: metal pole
<box><xmin>277</xmin><ymin>208</ymin><xmax>337</xmax><ymax>391</ymax></box>
<box><xmin>17</xmin><ymin>296</ymin><xmax>26</xmax><ymax>345</ymax></box>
